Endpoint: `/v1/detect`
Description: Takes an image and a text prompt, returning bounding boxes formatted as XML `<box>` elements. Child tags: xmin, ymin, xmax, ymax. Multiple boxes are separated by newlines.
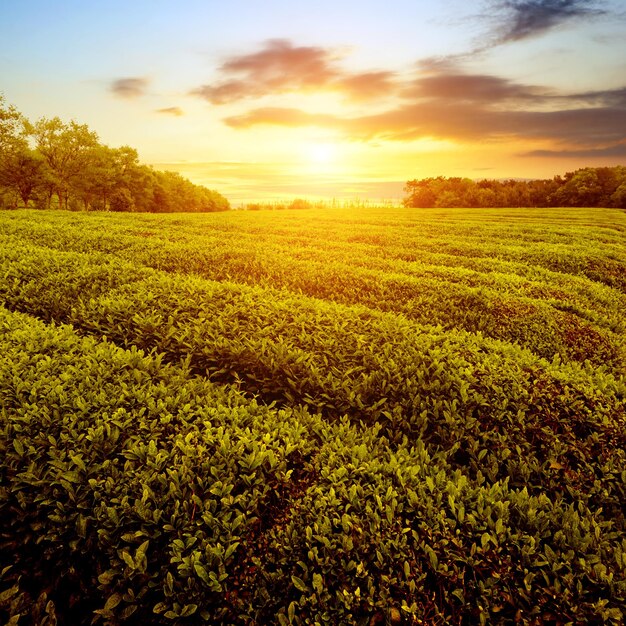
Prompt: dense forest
<box><xmin>403</xmin><ymin>167</ymin><xmax>626</xmax><ymax>209</ymax></box>
<box><xmin>0</xmin><ymin>96</ymin><xmax>229</xmax><ymax>212</ymax></box>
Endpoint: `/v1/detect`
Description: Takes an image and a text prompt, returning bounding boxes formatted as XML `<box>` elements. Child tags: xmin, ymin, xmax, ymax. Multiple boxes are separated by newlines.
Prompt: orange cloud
<box><xmin>195</xmin><ymin>39</ymin><xmax>626</xmax><ymax>157</ymax></box>
<box><xmin>337</xmin><ymin>71</ymin><xmax>398</xmax><ymax>101</ymax></box>
<box><xmin>225</xmin><ymin>107</ymin><xmax>339</xmax><ymax>129</ymax></box>
<box><xmin>405</xmin><ymin>72</ymin><xmax>544</xmax><ymax>102</ymax></box>
<box><xmin>191</xmin><ymin>39</ymin><xmax>398</xmax><ymax>103</ymax></box>
<box><xmin>155</xmin><ymin>106</ymin><xmax>184</xmax><ymax>116</ymax></box>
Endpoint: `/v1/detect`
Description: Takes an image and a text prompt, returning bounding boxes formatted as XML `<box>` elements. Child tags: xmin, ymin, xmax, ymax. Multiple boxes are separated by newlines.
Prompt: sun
<box><xmin>305</xmin><ymin>143</ymin><xmax>337</xmax><ymax>165</ymax></box>
<box><xmin>294</xmin><ymin>138</ymin><xmax>353</xmax><ymax>177</ymax></box>
<box><xmin>303</xmin><ymin>142</ymin><xmax>337</xmax><ymax>166</ymax></box>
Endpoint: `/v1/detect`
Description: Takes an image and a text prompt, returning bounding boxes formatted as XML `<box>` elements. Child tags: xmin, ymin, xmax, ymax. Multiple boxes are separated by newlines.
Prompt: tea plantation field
<box><xmin>1</xmin><ymin>207</ymin><xmax>625</xmax><ymax>625</ymax></box>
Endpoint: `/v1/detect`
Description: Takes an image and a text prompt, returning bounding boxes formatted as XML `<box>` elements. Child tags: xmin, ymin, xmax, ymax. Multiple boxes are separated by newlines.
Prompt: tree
<box><xmin>551</xmin><ymin>169</ymin><xmax>603</xmax><ymax>207</ymax></box>
<box><xmin>0</xmin><ymin>148</ymin><xmax>49</xmax><ymax>206</ymax></box>
<box><xmin>611</xmin><ymin>182</ymin><xmax>626</xmax><ymax>209</ymax></box>
<box><xmin>403</xmin><ymin>167</ymin><xmax>626</xmax><ymax>209</ymax></box>
<box><xmin>32</xmin><ymin>117</ymin><xmax>100</xmax><ymax>209</ymax></box>
<box><xmin>0</xmin><ymin>95</ymin><xmax>27</xmax><ymax>154</ymax></box>
<box><xmin>403</xmin><ymin>179</ymin><xmax>436</xmax><ymax>208</ymax></box>
<box><xmin>109</xmin><ymin>187</ymin><xmax>135</xmax><ymax>212</ymax></box>
<box><xmin>0</xmin><ymin>95</ymin><xmax>31</xmax><ymax>207</ymax></box>
<box><xmin>1</xmin><ymin>98</ymin><xmax>230</xmax><ymax>212</ymax></box>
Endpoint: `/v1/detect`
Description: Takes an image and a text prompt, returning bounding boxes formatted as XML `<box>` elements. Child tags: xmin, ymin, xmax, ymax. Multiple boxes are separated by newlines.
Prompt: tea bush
<box><xmin>1</xmin><ymin>207</ymin><xmax>626</xmax><ymax>624</ymax></box>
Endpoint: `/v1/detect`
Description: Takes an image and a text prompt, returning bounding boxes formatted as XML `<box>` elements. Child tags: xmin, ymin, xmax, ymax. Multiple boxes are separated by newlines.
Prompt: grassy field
<box><xmin>1</xmin><ymin>206</ymin><xmax>625</xmax><ymax>625</ymax></box>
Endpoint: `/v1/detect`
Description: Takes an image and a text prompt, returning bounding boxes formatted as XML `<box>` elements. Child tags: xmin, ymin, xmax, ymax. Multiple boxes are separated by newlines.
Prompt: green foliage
<box><xmin>403</xmin><ymin>167</ymin><xmax>626</xmax><ymax>209</ymax></box>
<box><xmin>2</xmin><ymin>207</ymin><xmax>625</xmax><ymax>368</ymax></box>
<box><xmin>1</xmin><ymin>207</ymin><xmax>626</xmax><ymax>624</ymax></box>
<box><xmin>0</xmin><ymin>98</ymin><xmax>229</xmax><ymax>213</ymax></box>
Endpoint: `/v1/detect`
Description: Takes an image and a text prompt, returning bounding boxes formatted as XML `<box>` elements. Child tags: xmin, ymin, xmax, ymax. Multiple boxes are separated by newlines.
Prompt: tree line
<box><xmin>403</xmin><ymin>167</ymin><xmax>626</xmax><ymax>209</ymax></box>
<box><xmin>0</xmin><ymin>96</ymin><xmax>229</xmax><ymax>212</ymax></box>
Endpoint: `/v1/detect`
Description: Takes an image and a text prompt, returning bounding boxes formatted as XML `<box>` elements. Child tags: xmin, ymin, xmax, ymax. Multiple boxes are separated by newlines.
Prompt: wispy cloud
<box><xmin>487</xmin><ymin>0</ymin><xmax>607</xmax><ymax>45</ymax></box>
<box><xmin>191</xmin><ymin>39</ymin><xmax>397</xmax><ymax>104</ymax></box>
<box><xmin>155</xmin><ymin>106</ymin><xmax>184</xmax><ymax>116</ymax></box>
<box><xmin>110</xmin><ymin>77</ymin><xmax>150</xmax><ymax>98</ymax></box>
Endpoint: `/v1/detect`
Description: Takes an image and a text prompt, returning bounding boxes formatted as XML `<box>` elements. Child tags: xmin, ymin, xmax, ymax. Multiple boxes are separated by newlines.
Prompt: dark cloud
<box><xmin>570</xmin><ymin>86</ymin><xmax>626</xmax><ymax>107</ymax></box>
<box><xmin>224</xmin><ymin>67</ymin><xmax>626</xmax><ymax>149</ymax></box>
<box><xmin>155</xmin><ymin>106</ymin><xmax>184</xmax><ymax>116</ymax></box>
<box><xmin>110</xmin><ymin>77</ymin><xmax>149</xmax><ymax>98</ymax></box>
<box><xmin>489</xmin><ymin>0</ymin><xmax>607</xmax><ymax>45</ymax></box>
<box><xmin>406</xmin><ymin>72</ymin><xmax>544</xmax><ymax>102</ymax></box>
<box><xmin>344</xmin><ymin>102</ymin><xmax>626</xmax><ymax>145</ymax></box>
<box><xmin>522</xmin><ymin>143</ymin><xmax>626</xmax><ymax>158</ymax></box>
<box><xmin>191</xmin><ymin>39</ymin><xmax>397</xmax><ymax>104</ymax></box>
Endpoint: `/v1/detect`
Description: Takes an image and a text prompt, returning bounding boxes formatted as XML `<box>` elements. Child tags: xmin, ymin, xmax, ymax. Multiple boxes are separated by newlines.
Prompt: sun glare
<box><xmin>304</xmin><ymin>142</ymin><xmax>337</xmax><ymax>166</ymax></box>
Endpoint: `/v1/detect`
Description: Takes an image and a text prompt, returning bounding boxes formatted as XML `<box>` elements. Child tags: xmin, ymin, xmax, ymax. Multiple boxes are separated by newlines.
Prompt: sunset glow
<box><xmin>1</xmin><ymin>0</ymin><xmax>625</xmax><ymax>203</ymax></box>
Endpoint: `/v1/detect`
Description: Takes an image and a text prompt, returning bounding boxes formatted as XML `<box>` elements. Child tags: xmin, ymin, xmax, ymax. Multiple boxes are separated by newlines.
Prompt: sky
<box><xmin>1</xmin><ymin>0</ymin><xmax>625</xmax><ymax>203</ymax></box>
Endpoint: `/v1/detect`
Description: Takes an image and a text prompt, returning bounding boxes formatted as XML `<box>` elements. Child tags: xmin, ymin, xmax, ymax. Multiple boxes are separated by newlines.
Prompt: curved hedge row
<box><xmin>1</xmin><ymin>241</ymin><xmax>625</xmax><ymax>525</ymax></box>
<box><xmin>1</xmin><ymin>208</ymin><xmax>624</xmax><ymax>374</ymax></box>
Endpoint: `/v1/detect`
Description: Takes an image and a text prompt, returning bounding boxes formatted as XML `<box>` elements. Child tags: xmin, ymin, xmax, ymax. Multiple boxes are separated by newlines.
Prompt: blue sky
<box><xmin>2</xmin><ymin>0</ymin><xmax>625</xmax><ymax>202</ymax></box>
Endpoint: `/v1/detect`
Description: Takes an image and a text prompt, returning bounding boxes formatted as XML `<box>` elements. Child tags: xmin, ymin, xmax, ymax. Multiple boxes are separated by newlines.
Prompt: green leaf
<box><xmin>61</xmin><ymin>470</ymin><xmax>81</xmax><ymax>483</ymax></box>
<box><xmin>194</xmin><ymin>562</ymin><xmax>211</xmax><ymax>584</ymax></box>
<box><xmin>70</xmin><ymin>453</ymin><xmax>86</xmax><ymax>471</ymax></box>
<box><xmin>136</xmin><ymin>540</ymin><xmax>150</xmax><ymax>559</ymax></box>
<box><xmin>0</xmin><ymin>584</ymin><xmax>19</xmax><ymax>603</ymax></box>
<box><xmin>288</xmin><ymin>601</ymin><xmax>297</xmax><ymax>622</ymax></box>
<box><xmin>97</xmin><ymin>570</ymin><xmax>115</xmax><ymax>586</ymax></box>
<box><xmin>121</xmin><ymin>551</ymin><xmax>135</xmax><ymax>569</ymax></box>
<box><xmin>312</xmin><ymin>572</ymin><xmax>323</xmax><ymax>594</ymax></box>
<box><xmin>153</xmin><ymin>602</ymin><xmax>168</xmax><ymax>614</ymax></box>
<box><xmin>12</xmin><ymin>439</ymin><xmax>24</xmax><ymax>456</ymax></box>
<box><xmin>291</xmin><ymin>575</ymin><xmax>308</xmax><ymax>592</ymax></box>
<box><xmin>425</xmin><ymin>546</ymin><xmax>438</xmax><ymax>570</ymax></box>
<box><xmin>104</xmin><ymin>593</ymin><xmax>122</xmax><ymax>611</ymax></box>
<box><xmin>231</xmin><ymin>514</ymin><xmax>245</xmax><ymax>533</ymax></box>
<box><xmin>180</xmin><ymin>604</ymin><xmax>198</xmax><ymax>617</ymax></box>
<box><xmin>225</xmin><ymin>541</ymin><xmax>240</xmax><ymax>560</ymax></box>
